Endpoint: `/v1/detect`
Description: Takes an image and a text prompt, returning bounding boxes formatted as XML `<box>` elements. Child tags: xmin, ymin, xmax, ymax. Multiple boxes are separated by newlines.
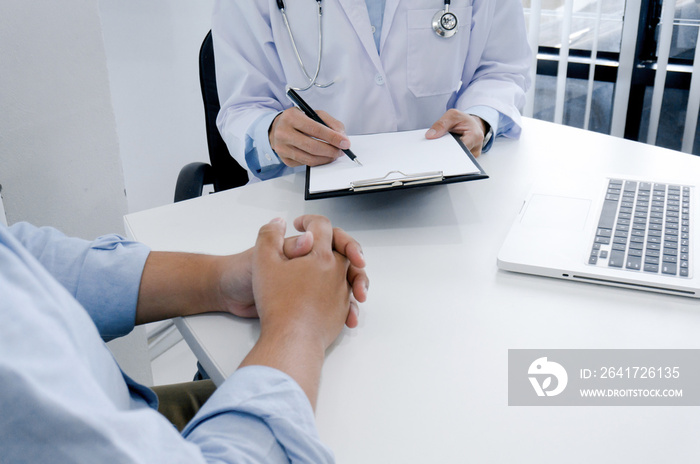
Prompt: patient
<box><xmin>0</xmin><ymin>214</ymin><xmax>368</xmax><ymax>463</ymax></box>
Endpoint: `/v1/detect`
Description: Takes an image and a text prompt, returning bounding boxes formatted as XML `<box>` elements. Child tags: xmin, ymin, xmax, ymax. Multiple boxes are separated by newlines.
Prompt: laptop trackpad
<box><xmin>521</xmin><ymin>194</ymin><xmax>591</xmax><ymax>230</ymax></box>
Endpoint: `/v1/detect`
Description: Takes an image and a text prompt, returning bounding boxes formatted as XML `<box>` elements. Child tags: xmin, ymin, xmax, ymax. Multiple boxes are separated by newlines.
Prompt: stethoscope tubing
<box><xmin>278</xmin><ymin>0</ymin><xmax>334</xmax><ymax>91</ymax></box>
<box><xmin>277</xmin><ymin>0</ymin><xmax>457</xmax><ymax>91</ymax></box>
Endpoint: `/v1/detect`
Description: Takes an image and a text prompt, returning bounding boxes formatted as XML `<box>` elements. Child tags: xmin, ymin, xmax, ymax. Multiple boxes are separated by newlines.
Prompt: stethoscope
<box><xmin>277</xmin><ymin>0</ymin><xmax>333</xmax><ymax>91</ymax></box>
<box><xmin>433</xmin><ymin>0</ymin><xmax>459</xmax><ymax>39</ymax></box>
<box><xmin>276</xmin><ymin>0</ymin><xmax>459</xmax><ymax>91</ymax></box>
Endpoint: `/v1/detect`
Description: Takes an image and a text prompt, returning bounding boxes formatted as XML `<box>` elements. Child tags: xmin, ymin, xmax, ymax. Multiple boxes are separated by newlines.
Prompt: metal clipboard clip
<box><xmin>350</xmin><ymin>170</ymin><xmax>444</xmax><ymax>192</ymax></box>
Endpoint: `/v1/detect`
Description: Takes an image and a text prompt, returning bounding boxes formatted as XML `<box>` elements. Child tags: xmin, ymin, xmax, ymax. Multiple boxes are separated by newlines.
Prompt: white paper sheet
<box><xmin>308</xmin><ymin>129</ymin><xmax>481</xmax><ymax>194</ymax></box>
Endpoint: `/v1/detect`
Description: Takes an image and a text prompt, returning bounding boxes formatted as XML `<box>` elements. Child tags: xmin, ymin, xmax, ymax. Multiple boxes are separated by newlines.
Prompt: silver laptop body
<box><xmin>497</xmin><ymin>174</ymin><xmax>699</xmax><ymax>298</ymax></box>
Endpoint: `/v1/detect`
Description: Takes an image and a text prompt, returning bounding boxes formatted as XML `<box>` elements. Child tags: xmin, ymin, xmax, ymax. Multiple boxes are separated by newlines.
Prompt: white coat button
<box><xmin>374</xmin><ymin>73</ymin><xmax>385</xmax><ymax>85</ymax></box>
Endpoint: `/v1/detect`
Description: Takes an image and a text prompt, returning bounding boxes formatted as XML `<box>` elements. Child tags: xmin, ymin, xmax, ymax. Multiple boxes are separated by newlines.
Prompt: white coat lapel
<box><xmin>335</xmin><ymin>0</ymin><xmax>383</xmax><ymax>70</ymax></box>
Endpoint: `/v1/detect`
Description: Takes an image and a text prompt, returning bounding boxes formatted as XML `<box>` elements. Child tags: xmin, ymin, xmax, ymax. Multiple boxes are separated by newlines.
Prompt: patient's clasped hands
<box><xmin>233</xmin><ymin>214</ymin><xmax>368</xmax><ymax>406</ymax></box>
<box><xmin>217</xmin><ymin>214</ymin><xmax>368</xmax><ymax>328</ymax></box>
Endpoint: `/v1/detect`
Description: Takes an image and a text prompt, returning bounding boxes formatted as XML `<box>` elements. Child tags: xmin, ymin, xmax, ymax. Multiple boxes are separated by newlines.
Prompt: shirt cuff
<box><xmin>246</xmin><ymin>112</ymin><xmax>288</xmax><ymax>180</ymax></box>
<box><xmin>76</xmin><ymin>235</ymin><xmax>151</xmax><ymax>341</ymax></box>
<box><xmin>183</xmin><ymin>365</ymin><xmax>334</xmax><ymax>463</ymax></box>
<box><xmin>7</xmin><ymin>223</ymin><xmax>150</xmax><ymax>341</ymax></box>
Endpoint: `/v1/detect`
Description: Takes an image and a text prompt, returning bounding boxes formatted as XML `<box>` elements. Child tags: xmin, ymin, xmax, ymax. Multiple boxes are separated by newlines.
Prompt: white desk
<box><xmin>125</xmin><ymin>118</ymin><xmax>700</xmax><ymax>463</ymax></box>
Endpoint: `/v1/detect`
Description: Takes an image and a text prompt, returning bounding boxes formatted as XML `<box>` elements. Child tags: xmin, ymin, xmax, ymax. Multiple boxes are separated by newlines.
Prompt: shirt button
<box><xmin>371</xmin><ymin>25</ymin><xmax>376</xmax><ymax>34</ymax></box>
<box><xmin>374</xmin><ymin>73</ymin><xmax>385</xmax><ymax>85</ymax></box>
<box><xmin>265</xmin><ymin>153</ymin><xmax>273</xmax><ymax>162</ymax></box>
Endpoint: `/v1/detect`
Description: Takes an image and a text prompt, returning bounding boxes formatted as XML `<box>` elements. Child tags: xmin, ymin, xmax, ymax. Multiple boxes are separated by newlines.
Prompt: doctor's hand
<box><xmin>269</xmin><ymin>108</ymin><xmax>351</xmax><ymax>167</ymax></box>
<box><xmin>425</xmin><ymin>109</ymin><xmax>488</xmax><ymax>157</ymax></box>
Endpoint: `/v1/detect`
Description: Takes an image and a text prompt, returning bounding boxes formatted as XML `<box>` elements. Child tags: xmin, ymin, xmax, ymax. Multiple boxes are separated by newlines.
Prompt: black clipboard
<box><xmin>305</xmin><ymin>132</ymin><xmax>488</xmax><ymax>200</ymax></box>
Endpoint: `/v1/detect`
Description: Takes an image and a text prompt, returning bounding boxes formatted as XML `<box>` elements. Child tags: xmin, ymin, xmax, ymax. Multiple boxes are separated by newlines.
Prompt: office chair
<box><xmin>174</xmin><ymin>30</ymin><xmax>249</xmax><ymax>202</ymax></box>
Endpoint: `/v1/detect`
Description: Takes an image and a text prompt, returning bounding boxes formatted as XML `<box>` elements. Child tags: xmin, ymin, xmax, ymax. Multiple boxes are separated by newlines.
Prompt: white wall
<box><xmin>0</xmin><ymin>0</ymin><xmax>215</xmax><ymax>238</ymax></box>
<box><xmin>0</xmin><ymin>0</ymin><xmax>126</xmax><ymax>239</ymax></box>
<box><xmin>99</xmin><ymin>0</ymin><xmax>215</xmax><ymax>214</ymax></box>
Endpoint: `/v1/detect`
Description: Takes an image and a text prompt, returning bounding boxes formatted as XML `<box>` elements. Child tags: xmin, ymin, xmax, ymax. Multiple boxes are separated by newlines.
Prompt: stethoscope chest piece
<box><xmin>432</xmin><ymin>5</ymin><xmax>458</xmax><ymax>38</ymax></box>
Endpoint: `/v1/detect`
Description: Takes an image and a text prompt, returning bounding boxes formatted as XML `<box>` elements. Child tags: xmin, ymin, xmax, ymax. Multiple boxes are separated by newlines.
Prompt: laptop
<box><xmin>497</xmin><ymin>174</ymin><xmax>699</xmax><ymax>298</ymax></box>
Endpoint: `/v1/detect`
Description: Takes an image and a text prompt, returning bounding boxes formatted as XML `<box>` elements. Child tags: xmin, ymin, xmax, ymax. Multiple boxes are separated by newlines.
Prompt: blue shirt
<box><xmin>0</xmin><ymin>223</ymin><xmax>333</xmax><ymax>463</ymax></box>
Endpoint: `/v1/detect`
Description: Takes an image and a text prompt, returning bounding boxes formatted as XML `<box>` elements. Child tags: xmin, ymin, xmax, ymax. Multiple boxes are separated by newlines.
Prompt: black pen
<box><xmin>286</xmin><ymin>88</ymin><xmax>362</xmax><ymax>166</ymax></box>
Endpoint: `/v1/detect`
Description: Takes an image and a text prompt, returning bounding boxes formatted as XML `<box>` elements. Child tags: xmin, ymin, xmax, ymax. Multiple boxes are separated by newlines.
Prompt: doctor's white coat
<box><xmin>212</xmin><ymin>0</ymin><xmax>531</xmax><ymax>177</ymax></box>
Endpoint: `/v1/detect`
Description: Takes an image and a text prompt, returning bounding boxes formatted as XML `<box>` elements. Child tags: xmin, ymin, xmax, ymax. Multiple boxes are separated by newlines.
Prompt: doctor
<box><xmin>212</xmin><ymin>0</ymin><xmax>531</xmax><ymax>182</ymax></box>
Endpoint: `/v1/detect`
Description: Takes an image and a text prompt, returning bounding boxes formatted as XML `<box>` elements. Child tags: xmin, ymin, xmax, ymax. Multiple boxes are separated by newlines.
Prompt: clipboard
<box><xmin>305</xmin><ymin>129</ymin><xmax>488</xmax><ymax>200</ymax></box>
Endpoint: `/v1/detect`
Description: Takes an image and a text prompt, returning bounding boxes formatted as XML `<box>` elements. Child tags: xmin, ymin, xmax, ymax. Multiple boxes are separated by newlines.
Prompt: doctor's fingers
<box><xmin>293</xmin><ymin>111</ymin><xmax>350</xmax><ymax>153</ymax></box>
<box><xmin>314</xmin><ymin>110</ymin><xmax>346</xmax><ymax>136</ymax></box>
<box><xmin>278</xmin><ymin>106</ymin><xmax>349</xmax><ymax>150</ymax></box>
<box><xmin>273</xmin><ymin>130</ymin><xmax>343</xmax><ymax>166</ymax></box>
<box><xmin>426</xmin><ymin>108</ymin><xmax>467</xmax><ymax>139</ymax></box>
<box><xmin>270</xmin><ymin>111</ymin><xmax>346</xmax><ymax>165</ymax></box>
<box><xmin>278</xmin><ymin>141</ymin><xmax>342</xmax><ymax>167</ymax></box>
<box><xmin>458</xmin><ymin>115</ymin><xmax>486</xmax><ymax>157</ymax></box>
<box><xmin>274</xmin><ymin>107</ymin><xmax>349</xmax><ymax>150</ymax></box>
<box><xmin>460</xmin><ymin>131</ymin><xmax>483</xmax><ymax>158</ymax></box>
<box><xmin>427</xmin><ymin>110</ymin><xmax>484</xmax><ymax>157</ymax></box>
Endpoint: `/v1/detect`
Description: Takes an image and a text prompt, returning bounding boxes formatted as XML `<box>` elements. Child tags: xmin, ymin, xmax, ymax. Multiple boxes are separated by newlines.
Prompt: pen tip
<box><xmin>354</xmin><ymin>159</ymin><xmax>363</xmax><ymax>166</ymax></box>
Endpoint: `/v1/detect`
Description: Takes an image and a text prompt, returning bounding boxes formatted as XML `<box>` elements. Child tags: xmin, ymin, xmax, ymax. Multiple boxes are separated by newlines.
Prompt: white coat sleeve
<box><xmin>212</xmin><ymin>0</ymin><xmax>292</xmax><ymax>181</ymax></box>
<box><xmin>455</xmin><ymin>0</ymin><xmax>532</xmax><ymax>139</ymax></box>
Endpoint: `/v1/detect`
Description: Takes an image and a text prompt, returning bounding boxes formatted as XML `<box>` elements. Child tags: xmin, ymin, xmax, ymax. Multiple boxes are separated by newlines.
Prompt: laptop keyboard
<box><xmin>589</xmin><ymin>179</ymin><xmax>691</xmax><ymax>277</ymax></box>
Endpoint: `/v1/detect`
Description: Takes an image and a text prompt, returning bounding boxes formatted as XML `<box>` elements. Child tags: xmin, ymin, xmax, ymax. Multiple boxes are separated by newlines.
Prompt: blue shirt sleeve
<box><xmin>1</xmin><ymin>223</ymin><xmax>335</xmax><ymax>462</ymax></box>
<box><xmin>246</xmin><ymin>112</ymin><xmax>297</xmax><ymax>181</ymax></box>
<box><xmin>184</xmin><ymin>366</ymin><xmax>334</xmax><ymax>463</ymax></box>
<box><xmin>7</xmin><ymin>222</ymin><xmax>150</xmax><ymax>341</ymax></box>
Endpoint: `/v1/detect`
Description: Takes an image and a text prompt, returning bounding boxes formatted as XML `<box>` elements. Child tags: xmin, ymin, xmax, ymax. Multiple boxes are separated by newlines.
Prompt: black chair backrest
<box><xmin>199</xmin><ymin>31</ymin><xmax>249</xmax><ymax>191</ymax></box>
